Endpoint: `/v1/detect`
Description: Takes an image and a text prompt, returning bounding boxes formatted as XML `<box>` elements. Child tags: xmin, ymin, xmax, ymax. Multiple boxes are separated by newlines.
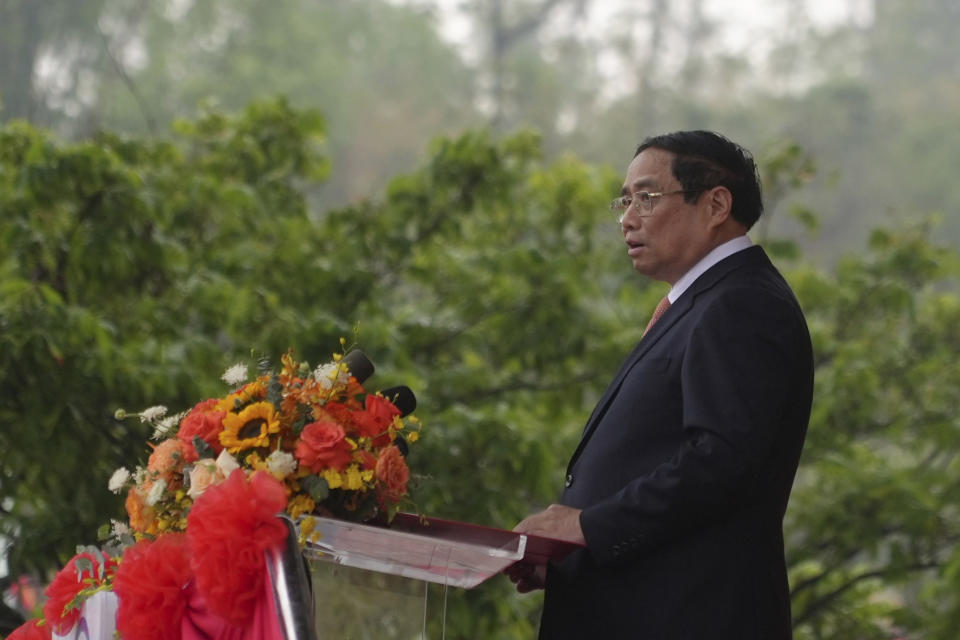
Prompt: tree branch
<box><xmin>792</xmin><ymin>561</ymin><xmax>940</xmax><ymax>627</ymax></box>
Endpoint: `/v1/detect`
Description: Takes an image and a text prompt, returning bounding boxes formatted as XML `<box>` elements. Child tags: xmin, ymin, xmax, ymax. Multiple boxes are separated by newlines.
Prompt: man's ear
<box><xmin>705</xmin><ymin>186</ymin><xmax>733</xmax><ymax>227</ymax></box>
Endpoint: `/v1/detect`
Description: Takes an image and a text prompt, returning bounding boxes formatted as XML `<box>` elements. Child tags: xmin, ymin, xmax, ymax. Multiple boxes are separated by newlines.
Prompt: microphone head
<box><xmin>342</xmin><ymin>350</ymin><xmax>375</xmax><ymax>384</ymax></box>
<box><xmin>393</xmin><ymin>435</ymin><xmax>409</xmax><ymax>457</ymax></box>
<box><xmin>379</xmin><ymin>385</ymin><xmax>417</xmax><ymax>417</ymax></box>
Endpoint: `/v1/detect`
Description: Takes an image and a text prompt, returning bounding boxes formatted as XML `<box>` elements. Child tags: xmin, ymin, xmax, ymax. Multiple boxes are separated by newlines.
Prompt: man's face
<box><xmin>619</xmin><ymin>148</ymin><xmax>716</xmax><ymax>284</ymax></box>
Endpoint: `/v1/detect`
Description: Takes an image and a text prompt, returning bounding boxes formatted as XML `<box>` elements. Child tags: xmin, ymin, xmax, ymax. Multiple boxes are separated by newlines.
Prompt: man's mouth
<box><xmin>626</xmin><ymin>240</ymin><xmax>645</xmax><ymax>257</ymax></box>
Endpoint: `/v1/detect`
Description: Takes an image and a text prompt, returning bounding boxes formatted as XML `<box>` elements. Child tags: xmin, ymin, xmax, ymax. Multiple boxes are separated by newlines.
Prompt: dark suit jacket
<box><xmin>539</xmin><ymin>246</ymin><xmax>813</xmax><ymax>640</ymax></box>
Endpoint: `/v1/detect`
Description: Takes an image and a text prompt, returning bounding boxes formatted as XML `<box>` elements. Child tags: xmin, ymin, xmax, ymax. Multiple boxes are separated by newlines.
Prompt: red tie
<box><xmin>643</xmin><ymin>296</ymin><xmax>671</xmax><ymax>336</ymax></box>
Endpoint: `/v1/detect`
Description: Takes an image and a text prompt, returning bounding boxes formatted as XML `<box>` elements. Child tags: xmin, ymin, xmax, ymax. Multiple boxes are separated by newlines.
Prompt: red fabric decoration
<box><xmin>187</xmin><ymin>469</ymin><xmax>288</xmax><ymax>627</ymax></box>
<box><xmin>114</xmin><ymin>533</ymin><xmax>192</xmax><ymax>640</ymax></box>
<box><xmin>42</xmin><ymin>551</ymin><xmax>118</xmax><ymax>635</ymax></box>
<box><xmin>6</xmin><ymin>619</ymin><xmax>51</xmax><ymax>640</ymax></box>
<box><xmin>178</xmin><ymin>398</ymin><xmax>227</xmax><ymax>463</ymax></box>
<box><xmin>352</xmin><ymin>394</ymin><xmax>401</xmax><ymax>443</ymax></box>
<box><xmin>295</xmin><ymin>421</ymin><xmax>353</xmax><ymax>472</ymax></box>
<box><xmin>180</xmin><ymin>563</ymin><xmax>286</xmax><ymax>640</ymax></box>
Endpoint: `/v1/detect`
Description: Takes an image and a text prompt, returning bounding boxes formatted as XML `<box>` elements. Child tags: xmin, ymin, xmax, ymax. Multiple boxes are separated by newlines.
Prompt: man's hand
<box><xmin>505</xmin><ymin>561</ymin><xmax>546</xmax><ymax>593</ymax></box>
<box><xmin>505</xmin><ymin>504</ymin><xmax>585</xmax><ymax>593</ymax></box>
<box><xmin>513</xmin><ymin>504</ymin><xmax>585</xmax><ymax>544</ymax></box>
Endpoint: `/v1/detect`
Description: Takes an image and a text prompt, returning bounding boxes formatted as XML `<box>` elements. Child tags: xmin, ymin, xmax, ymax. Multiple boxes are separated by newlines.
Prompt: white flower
<box><xmin>151</xmin><ymin>411</ymin><xmax>186</xmax><ymax>441</ymax></box>
<box><xmin>133</xmin><ymin>465</ymin><xmax>147</xmax><ymax>486</ymax></box>
<box><xmin>146</xmin><ymin>479</ymin><xmax>167</xmax><ymax>506</ymax></box>
<box><xmin>314</xmin><ymin>361</ymin><xmax>349</xmax><ymax>391</ymax></box>
<box><xmin>221</xmin><ymin>363</ymin><xmax>248</xmax><ymax>387</ymax></box>
<box><xmin>215</xmin><ymin>449</ymin><xmax>240</xmax><ymax>477</ymax></box>
<box><xmin>108</xmin><ymin>467</ymin><xmax>130</xmax><ymax>494</ymax></box>
<box><xmin>110</xmin><ymin>519</ymin><xmax>131</xmax><ymax>539</ymax></box>
<box><xmin>266</xmin><ymin>450</ymin><xmax>297</xmax><ymax>478</ymax></box>
<box><xmin>138</xmin><ymin>405</ymin><xmax>168</xmax><ymax>423</ymax></box>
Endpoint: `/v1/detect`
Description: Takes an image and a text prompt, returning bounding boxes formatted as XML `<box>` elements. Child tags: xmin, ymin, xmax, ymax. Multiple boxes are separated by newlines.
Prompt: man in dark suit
<box><xmin>509</xmin><ymin>130</ymin><xmax>813</xmax><ymax>639</ymax></box>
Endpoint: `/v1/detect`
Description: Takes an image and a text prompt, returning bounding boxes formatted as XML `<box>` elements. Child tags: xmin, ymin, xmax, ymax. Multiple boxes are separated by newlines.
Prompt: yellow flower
<box><xmin>287</xmin><ymin>494</ymin><xmax>316</xmax><ymax>520</ymax></box>
<box><xmin>246</xmin><ymin>452</ymin><xmax>267</xmax><ymax>472</ymax></box>
<box><xmin>322</xmin><ymin>468</ymin><xmax>343</xmax><ymax>489</ymax></box>
<box><xmin>298</xmin><ymin>516</ymin><xmax>317</xmax><ymax>546</ymax></box>
<box><xmin>219</xmin><ymin>402</ymin><xmax>281</xmax><ymax>452</ymax></box>
<box><xmin>215</xmin><ymin>380</ymin><xmax>267</xmax><ymax>412</ymax></box>
<box><xmin>407</xmin><ymin>431</ymin><xmax>419</xmax><ymax>443</ymax></box>
<box><xmin>344</xmin><ymin>465</ymin><xmax>364</xmax><ymax>491</ymax></box>
<box><xmin>300</xmin><ymin>515</ymin><xmax>316</xmax><ymax>537</ymax></box>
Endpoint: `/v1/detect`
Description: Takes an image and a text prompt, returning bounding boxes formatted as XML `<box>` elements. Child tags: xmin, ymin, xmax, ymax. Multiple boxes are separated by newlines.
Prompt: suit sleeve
<box><xmin>578</xmin><ymin>285</ymin><xmax>811</xmax><ymax>566</ymax></box>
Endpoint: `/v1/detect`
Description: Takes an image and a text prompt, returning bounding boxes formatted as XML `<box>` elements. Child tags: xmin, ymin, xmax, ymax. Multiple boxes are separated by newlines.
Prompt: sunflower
<box><xmin>219</xmin><ymin>401</ymin><xmax>281</xmax><ymax>453</ymax></box>
<box><xmin>215</xmin><ymin>379</ymin><xmax>268</xmax><ymax>412</ymax></box>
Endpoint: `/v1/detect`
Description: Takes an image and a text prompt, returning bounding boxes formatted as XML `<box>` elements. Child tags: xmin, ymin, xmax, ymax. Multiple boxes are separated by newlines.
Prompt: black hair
<box><xmin>635</xmin><ymin>130</ymin><xmax>763</xmax><ymax>229</ymax></box>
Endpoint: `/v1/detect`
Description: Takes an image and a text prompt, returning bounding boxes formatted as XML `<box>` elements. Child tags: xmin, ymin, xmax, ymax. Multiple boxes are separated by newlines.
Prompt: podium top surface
<box><xmin>389</xmin><ymin>513</ymin><xmax>584</xmax><ymax>567</ymax></box>
<box><xmin>299</xmin><ymin>513</ymin><xmax>583</xmax><ymax>589</ymax></box>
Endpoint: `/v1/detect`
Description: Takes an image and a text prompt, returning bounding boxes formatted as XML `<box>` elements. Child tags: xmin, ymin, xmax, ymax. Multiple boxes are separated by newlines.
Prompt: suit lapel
<box><xmin>566</xmin><ymin>246</ymin><xmax>769</xmax><ymax>472</ymax></box>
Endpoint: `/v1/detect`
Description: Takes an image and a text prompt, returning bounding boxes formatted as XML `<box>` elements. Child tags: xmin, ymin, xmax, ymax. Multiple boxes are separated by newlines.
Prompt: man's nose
<box><xmin>620</xmin><ymin>210</ymin><xmax>639</xmax><ymax>233</ymax></box>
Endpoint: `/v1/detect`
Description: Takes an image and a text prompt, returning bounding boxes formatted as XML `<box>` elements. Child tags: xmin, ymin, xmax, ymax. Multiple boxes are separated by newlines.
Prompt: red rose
<box><xmin>295</xmin><ymin>421</ymin><xmax>353</xmax><ymax>472</ymax></box>
<box><xmin>352</xmin><ymin>394</ymin><xmax>401</xmax><ymax>442</ymax></box>
<box><xmin>321</xmin><ymin>401</ymin><xmax>354</xmax><ymax>426</ymax></box>
<box><xmin>114</xmin><ymin>534</ymin><xmax>191</xmax><ymax>640</ymax></box>
<box><xmin>375</xmin><ymin>445</ymin><xmax>409</xmax><ymax>503</ymax></box>
<box><xmin>42</xmin><ymin>552</ymin><xmax>118</xmax><ymax>635</ymax></box>
<box><xmin>178</xmin><ymin>399</ymin><xmax>226</xmax><ymax>463</ymax></box>
<box><xmin>6</xmin><ymin>619</ymin><xmax>51</xmax><ymax>640</ymax></box>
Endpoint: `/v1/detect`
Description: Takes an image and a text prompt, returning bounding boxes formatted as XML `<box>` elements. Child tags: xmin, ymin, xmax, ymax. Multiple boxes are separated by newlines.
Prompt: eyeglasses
<box><xmin>609</xmin><ymin>190</ymin><xmax>701</xmax><ymax>220</ymax></box>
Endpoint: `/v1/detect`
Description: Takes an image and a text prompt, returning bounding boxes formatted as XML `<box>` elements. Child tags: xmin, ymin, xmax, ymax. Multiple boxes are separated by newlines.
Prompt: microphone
<box><xmin>340</xmin><ymin>352</ymin><xmax>417</xmax><ymax>416</ymax></box>
<box><xmin>342</xmin><ymin>350</ymin><xmax>375</xmax><ymax>384</ymax></box>
<box><xmin>379</xmin><ymin>385</ymin><xmax>417</xmax><ymax>417</ymax></box>
<box><xmin>380</xmin><ymin>385</ymin><xmax>417</xmax><ymax>457</ymax></box>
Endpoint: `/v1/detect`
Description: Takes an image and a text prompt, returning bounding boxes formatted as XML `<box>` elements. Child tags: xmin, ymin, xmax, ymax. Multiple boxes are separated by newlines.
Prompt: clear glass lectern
<box><xmin>269</xmin><ymin>513</ymin><xmax>582</xmax><ymax>639</ymax></box>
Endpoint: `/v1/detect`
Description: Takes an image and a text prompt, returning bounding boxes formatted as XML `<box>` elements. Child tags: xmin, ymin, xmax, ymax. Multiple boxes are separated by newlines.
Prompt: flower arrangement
<box><xmin>7</xmin><ymin>346</ymin><xmax>422</xmax><ymax>639</ymax></box>
<box><xmin>111</xmin><ymin>348</ymin><xmax>421</xmax><ymax>535</ymax></box>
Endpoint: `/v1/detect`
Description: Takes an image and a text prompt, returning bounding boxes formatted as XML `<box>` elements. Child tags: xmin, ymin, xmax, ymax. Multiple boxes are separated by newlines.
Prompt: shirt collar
<box><xmin>667</xmin><ymin>235</ymin><xmax>753</xmax><ymax>303</ymax></box>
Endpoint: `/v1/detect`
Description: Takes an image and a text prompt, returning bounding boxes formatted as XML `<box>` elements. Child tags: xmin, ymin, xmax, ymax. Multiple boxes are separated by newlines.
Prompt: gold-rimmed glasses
<box><xmin>610</xmin><ymin>190</ymin><xmax>700</xmax><ymax>220</ymax></box>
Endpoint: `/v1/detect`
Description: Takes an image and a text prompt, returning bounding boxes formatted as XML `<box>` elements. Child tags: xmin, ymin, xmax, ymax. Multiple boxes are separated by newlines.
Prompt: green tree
<box><xmin>0</xmin><ymin>97</ymin><xmax>330</xmax><ymax>583</ymax></box>
<box><xmin>785</xmin><ymin>223</ymin><xmax>960</xmax><ymax>639</ymax></box>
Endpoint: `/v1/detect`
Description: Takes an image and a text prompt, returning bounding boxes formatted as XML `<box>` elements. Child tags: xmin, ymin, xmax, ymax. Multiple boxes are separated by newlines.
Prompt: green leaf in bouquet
<box><xmin>74</xmin><ymin>557</ymin><xmax>93</xmax><ymax>579</ymax></box>
<box><xmin>266</xmin><ymin>373</ymin><xmax>283</xmax><ymax>410</ymax></box>
<box><xmin>193</xmin><ymin>435</ymin><xmax>215</xmax><ymax>460</ymax></box>
<box><xmin>301</xmin><ymin>474</ymin><xmax>330</xmax><ymax>502</ymax></box>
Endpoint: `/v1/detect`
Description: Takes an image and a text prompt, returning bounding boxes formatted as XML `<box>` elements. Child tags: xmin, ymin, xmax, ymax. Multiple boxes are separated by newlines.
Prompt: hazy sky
<box><xmin>399</xmin><ymin>0</ymin><xmax>871</xmax><ymax>62</ymax></box>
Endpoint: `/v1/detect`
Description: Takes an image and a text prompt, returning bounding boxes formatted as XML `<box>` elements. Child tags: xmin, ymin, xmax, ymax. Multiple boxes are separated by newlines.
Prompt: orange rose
<box><xmin>295</xmin><ymin>421</ymin><xmax>353</xmax><ymax>472</ymax></box>
<box><xmin>125</xmin><ymin>487</ymin><xmax>156</xmax><ymax>535</ymax></box>
<box><xmin>375</xmin><ymin>445</ymin><xmax>409</xmax><ymax>502</ymax></box>
<box><xmin>147</xmin><ymin>438</ymin><xmax>185</xmax><ymax>487</ymax></box>
<box><xmin>178</xmin><ymin>399</ymin><xmax>226</xmax><ymax>463</ymax></box>
<box><xmin>317</xmin><ymin>401</ymin><xmax>353</xmax><ymax>427</ymax></box>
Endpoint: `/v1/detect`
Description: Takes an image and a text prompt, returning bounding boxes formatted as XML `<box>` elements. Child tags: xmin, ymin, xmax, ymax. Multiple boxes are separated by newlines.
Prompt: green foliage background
<box><xmin>2</xmin><ymin>99</ymin><xmax>959</xmax><ymax>638</ymax></box>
